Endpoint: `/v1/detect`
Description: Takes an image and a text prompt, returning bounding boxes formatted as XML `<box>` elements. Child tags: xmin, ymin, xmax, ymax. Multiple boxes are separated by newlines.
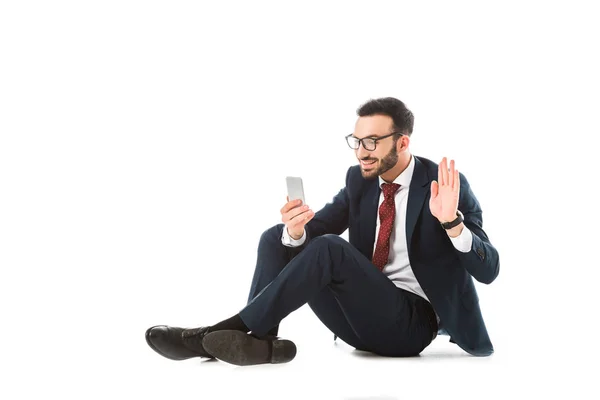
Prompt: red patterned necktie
<box><xmin>372</xmin><ymin>183</ymin><xmax>400</xmax><ymax>271</ymax></box>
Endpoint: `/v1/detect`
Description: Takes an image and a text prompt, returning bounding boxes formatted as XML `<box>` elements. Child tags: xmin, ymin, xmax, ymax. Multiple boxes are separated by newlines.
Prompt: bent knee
<box><xmin>311</xmin><ymin>234</ymin><xmax>346</xmax><ymax>247</ymax></box>
<box><xmin>260</xmin><ymin>223</ymin><xmax>285</xmax><ymax>243</ymax></box>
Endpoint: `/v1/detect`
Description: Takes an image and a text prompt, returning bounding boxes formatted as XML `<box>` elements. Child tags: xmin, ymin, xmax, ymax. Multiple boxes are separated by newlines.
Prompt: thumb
<box><xmin>431</xmin><ymin>181</ymin><xmax>438</xmax><ymax>198</ymax></box>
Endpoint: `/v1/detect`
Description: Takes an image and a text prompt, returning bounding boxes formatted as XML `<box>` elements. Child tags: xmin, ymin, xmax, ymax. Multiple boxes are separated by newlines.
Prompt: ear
<box><xmin>397</xmin><ymin>134</ymin><xmax>409</xmax><ymax>151</ymax></box>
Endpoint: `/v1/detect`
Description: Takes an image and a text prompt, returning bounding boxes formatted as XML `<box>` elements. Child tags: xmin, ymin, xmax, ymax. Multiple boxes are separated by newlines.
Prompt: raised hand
<box><xmin>429</xmin><ymin>157</ymin><xmax>460</xmax><ymax>223</ymax></box>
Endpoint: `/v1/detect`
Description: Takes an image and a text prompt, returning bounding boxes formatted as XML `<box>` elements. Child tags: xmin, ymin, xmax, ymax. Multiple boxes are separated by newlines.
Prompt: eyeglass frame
<box><xmin>345</xmin><ymin>131</ymin><xmax>405</xmax><ymax>151</ymax></box>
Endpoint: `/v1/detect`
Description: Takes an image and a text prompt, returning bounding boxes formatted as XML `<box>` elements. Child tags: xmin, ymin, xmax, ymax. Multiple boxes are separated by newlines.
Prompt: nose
<box><xmin>356</xmin><ymin>144</ymin><xmax>370</xmax><ymax>159</ymax></box>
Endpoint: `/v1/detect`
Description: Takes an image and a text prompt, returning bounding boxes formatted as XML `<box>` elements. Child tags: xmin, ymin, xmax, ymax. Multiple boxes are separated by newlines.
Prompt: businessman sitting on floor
<box><xmin>145</xmin><ymin>97</ymin><xmax>500</xmax><ymax>366</ymax></box>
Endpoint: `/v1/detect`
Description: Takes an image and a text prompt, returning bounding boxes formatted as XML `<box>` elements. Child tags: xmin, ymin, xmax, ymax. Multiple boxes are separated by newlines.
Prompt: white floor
<box><xmin>87</xmin><ymin>301</ymin><xmax>590</xmax><ymax>400</ymax></box>
<box><xmin>129</xmin><ymin>323</ymin><xmax>594</xmax><ymax>400</ymax></box>
<box><xmin>4</xmin><ymin>254</ymin><xmax>597</xmax><ymax>400</ymax></box>
<box><xmin>5</xmin><ymin>315</ymin><xmax>594</xmax><ymax>400</ymax></box>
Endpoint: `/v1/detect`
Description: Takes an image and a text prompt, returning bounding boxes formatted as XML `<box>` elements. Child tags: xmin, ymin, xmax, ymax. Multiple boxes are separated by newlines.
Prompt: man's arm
<box><xmin>281</xmin><ymin>167</ymin><xmax>352</xmax><ymax>255</ymax></box>
<box><xmin>454</xmin><ymin>173</ymin><xmax>500</xmax><ymax>284</ymax></box>
<box><xmin>446</xmin><ymin>211</ymin><xmax>473</xmax><ymax>252</ymax></box>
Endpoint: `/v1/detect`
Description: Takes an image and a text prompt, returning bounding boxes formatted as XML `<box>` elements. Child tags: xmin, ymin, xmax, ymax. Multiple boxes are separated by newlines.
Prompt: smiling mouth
<box><xmin>361</xmin><ymin>159</ymin><xmax>376</xmax><ymax>167</ymax></box>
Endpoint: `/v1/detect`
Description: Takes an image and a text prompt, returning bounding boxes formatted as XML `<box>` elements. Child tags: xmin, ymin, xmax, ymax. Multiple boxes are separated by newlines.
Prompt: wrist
<box><xmin>439</xmin><ymin>211</ymin><xmax>459</xmax><ymax>224</ymax></box>
<box><xmin>446</xmin><ymin>222</ymin><xmax>464</xmax><ymax>238</ymax></box>
<box><xmin>288</xmin><ymin>228</ymin><xmax>303</xmax><ymax>240</ymax></box>
<box><xmin>439</xmin><ymin>211</ymin><xmax>463</xmax><ymax>230</ymax></box>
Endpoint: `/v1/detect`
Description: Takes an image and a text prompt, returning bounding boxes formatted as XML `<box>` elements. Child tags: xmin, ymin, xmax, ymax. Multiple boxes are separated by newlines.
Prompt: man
<box><xmin>145</xmin><ymin>97</ymin><xmax>500</xmax><ymax>366</ymax></box>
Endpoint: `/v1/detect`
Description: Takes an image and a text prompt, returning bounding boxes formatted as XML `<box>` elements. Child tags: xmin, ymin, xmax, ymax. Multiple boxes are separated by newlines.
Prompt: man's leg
<box><xmin>244</xmin><ymin>224</ymin><xmax>295</xmax><ymax>336</ymax></box>
<box><xmin>235</xmin><ymin>233</ymin><xmax>436</xmax><ymax>357</ymax></box>
<box><xmin>307</xmin><ymin>287</ymin><xmax>368</xmax><ymax>351</ymax></box>
<box><xmin>245</xmin><ymin>223</ymin><xmax>367</xmax><ymax>348</ymax></box>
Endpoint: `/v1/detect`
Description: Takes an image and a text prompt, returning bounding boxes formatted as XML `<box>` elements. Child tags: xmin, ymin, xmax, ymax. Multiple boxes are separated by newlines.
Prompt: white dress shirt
<box><xmin>281</xmin><ymin>155</ymin><xmax>473</xmax><ymax>307</ymax></box>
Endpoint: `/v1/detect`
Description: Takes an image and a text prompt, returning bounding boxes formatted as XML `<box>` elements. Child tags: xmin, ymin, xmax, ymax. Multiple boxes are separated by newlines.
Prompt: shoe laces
<box><xmin>181</xmin><ymin>326</ymin><xmax>210</xmax><ymax>345</ymax></box>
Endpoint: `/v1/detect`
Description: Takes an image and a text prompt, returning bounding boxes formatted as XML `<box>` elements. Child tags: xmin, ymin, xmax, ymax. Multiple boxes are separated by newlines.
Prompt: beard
<box><xmin>360</xmin><ymin>144</ymin><xmax>398</xmax><ymax>180</ymax></box>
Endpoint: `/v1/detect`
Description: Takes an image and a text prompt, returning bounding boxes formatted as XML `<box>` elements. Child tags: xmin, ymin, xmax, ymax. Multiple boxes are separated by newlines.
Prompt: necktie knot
<box><xmin>382</xmin><ymin>183</ymin><xmax>400</xmax><ymax>199</ymax></box>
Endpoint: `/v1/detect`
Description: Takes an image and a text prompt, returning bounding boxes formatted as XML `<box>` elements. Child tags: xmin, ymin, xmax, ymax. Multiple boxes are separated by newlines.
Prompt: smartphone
<box><xmin>286</xmin><ymin>176</ymin><xmax>305</xmax><ymax>205</ymax></box>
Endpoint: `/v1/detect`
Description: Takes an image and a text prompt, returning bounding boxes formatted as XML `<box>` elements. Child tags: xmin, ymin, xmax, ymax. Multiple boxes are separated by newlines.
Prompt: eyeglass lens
<box><xmin>348</xmin><ymin>137</ymin><xmax>376</xmax><ymax>150</ymax></box>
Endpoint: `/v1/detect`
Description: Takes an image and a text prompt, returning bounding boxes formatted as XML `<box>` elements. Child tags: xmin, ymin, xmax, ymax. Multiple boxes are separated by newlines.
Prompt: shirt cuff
<box><xmin>282</xmin><ymin>227</ymin><xmax>306</xmax><ymax>247</ymax></box>
<box><xmin>448</xmin><ymin>224</ymin><xmax>473</xmax><ymax>253</ymax></box>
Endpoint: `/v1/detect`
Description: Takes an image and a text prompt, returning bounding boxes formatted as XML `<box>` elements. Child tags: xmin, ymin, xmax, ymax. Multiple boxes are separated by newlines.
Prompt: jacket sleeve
<box><xmin>455</xmin><ymin>173</ymin><xmax>500</xmax><ymax>284</ymax></box>
<box><xmin>284</xmin><ymin>167</ymin><xmax>351</xmax><ymax>259</ymax></box>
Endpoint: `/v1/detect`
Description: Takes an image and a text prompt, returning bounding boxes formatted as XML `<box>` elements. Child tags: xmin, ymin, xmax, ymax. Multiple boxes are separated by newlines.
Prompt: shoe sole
<box><xmin>202</xmin><ymin>330</ymin><xmax>296</xmax><ymax>366</ymax></box>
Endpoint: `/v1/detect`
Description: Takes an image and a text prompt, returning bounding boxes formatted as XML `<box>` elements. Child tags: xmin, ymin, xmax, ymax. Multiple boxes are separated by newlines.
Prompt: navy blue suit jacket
<box><xmin>287</xmin><ymin>155</ymin><xmax>500</xmax><ymax>356</ymax></box>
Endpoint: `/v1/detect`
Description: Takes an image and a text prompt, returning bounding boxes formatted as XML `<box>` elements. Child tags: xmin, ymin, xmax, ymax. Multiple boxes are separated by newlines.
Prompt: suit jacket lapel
<box><xmin>363</xmin><ymin>178</ymin><xmax>381</xmax><ymax>261</ymax></box>
<box><xmin>406</xmin><ymin>156</ymin><xmax>431</xmax><ymax>253</ymax></box>
<box><xmin>361</xmin><ymin>156</ymin><xmax>431</xmax><ymax>260</ymax></box>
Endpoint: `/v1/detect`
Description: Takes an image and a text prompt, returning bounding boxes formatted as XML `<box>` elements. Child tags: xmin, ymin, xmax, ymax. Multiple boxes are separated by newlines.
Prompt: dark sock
<box><xmin>267</xmin><ymin>326</ymin><xmax>279</xmax><ymax>337</ymax></box>
<box><xmin>210</xmin><ymin>314</ymin><xmax>249</xmax><ymax>333</ymax></box>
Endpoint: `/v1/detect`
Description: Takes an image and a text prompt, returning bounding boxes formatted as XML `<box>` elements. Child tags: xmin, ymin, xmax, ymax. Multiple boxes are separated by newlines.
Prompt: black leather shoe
<box><xmin>180</xmin><ymin>326</ymin><xmax>218</xmax><ymax>357</ymax></box>
<box><xmin>145</xmin><ymin>325</ymin><xmax>214</xmax><ymax>360</ymax></box>
<box><xmin>202</xmin><ymin>330</ymin><xmax>297</xmax><ymax>366</ymax></box>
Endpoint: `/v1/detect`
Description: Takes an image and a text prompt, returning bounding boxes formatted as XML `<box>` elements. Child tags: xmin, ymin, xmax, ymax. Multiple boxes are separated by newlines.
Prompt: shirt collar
<box><xmin>378</xmin><ymin>154</ymin><xmax>415</xmax><ymax>189</ymax></box>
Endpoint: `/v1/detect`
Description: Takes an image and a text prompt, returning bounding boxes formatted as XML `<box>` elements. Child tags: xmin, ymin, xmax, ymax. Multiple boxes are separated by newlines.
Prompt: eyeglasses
<box><xmin>345</xmin><ymin>131</ymin><xmax>403</xmax><ymax>151</ymax></box>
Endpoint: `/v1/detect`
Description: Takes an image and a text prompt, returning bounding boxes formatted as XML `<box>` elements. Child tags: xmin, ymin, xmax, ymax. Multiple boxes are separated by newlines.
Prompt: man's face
<box><xmin>352</xmin><ymin>115</ymin><xmax>399</xmax><ymax>180</ymax></box>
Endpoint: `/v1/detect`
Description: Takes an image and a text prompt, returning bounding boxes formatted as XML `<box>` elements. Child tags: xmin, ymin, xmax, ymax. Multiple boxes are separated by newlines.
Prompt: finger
<box><xmin>454</xmin><ymin>168</ymin><xmax>460</xmax><ymax>192</ymax></box>
<box><xmin>431</xmin><ymin>180</ymin><xmax>438</xmax><ymax>198</ymax></box>
<box><xmin>289</xmin><ymin>209</ymin><xmax>312</xmax><ymax>228</ymax></box>
<box><xmin>288</xmin><ymin>204</ymin><xmax>309</xmax><ymax>220</ymax></box>
<box><xmin>438</xmin><ymin>161</ymin><xmax>444</xmax><ymax>186</ymax></box>
<box><xmin>297</xmin><ymin>207</ymin><xmax>313</xmax><ymax>222</ymax></box>
<box><xmin>282</xmin><ymin>209</ymin><xmax>298</xmax><ymax>222</ymax></box>
<box><xmin>281</xmin><ymin>198</ymin><xmax>303</xmax><ymax>214</ymax></box>
<box><xmin>283</xmin><ymin>211</ymin><xmax>299</xmax><ymax>225</ymax></box>
<box><xmin>441</xmin><ymin>157</ymin><xmax>448</xmax><ymax>186</ymax></box>
<box><xmin>305</xmin><ymin>210</ymin><xmax>315</xmax><ymax>222</ymax></box>
<box><xmin>448</xmin><ymin>159</ymin><xmax>455</xmax><ymax>188</ymax></box>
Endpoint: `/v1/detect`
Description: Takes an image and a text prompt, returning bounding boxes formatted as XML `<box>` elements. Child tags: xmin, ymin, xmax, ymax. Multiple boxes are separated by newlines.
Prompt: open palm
<box><xmin>429</xmin><ymin>157</ymin><xmax>460</xmax><ymax>222</ymax></box>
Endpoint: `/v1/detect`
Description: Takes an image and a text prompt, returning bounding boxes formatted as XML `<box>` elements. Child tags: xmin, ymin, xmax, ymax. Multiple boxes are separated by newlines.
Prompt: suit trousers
<box><xmin>239</xmin><ymin>224</ymin><xmax>437</xmax><ymax>357</ymax></box>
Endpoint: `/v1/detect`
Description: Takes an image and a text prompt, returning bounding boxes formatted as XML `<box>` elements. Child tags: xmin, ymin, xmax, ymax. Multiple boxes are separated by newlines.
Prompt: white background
<box><xmin>1</xmin><ymin>1</ymin><xmax>598</xmax><ymax>399</ymax></box>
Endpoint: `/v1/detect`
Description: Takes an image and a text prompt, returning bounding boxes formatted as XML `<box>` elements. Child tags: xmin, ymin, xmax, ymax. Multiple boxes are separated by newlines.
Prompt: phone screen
<box><xmin>286</xmin><ymin>176</ymin><xmax>305</xmax><ymax>205</ymax></box>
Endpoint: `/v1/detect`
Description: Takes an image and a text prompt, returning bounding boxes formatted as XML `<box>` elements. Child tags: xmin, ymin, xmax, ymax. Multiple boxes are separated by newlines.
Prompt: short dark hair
<box><xmin>356</xmin><ymin>97</ymin><xmax>414</xmax><ymax>137</ymax></box>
